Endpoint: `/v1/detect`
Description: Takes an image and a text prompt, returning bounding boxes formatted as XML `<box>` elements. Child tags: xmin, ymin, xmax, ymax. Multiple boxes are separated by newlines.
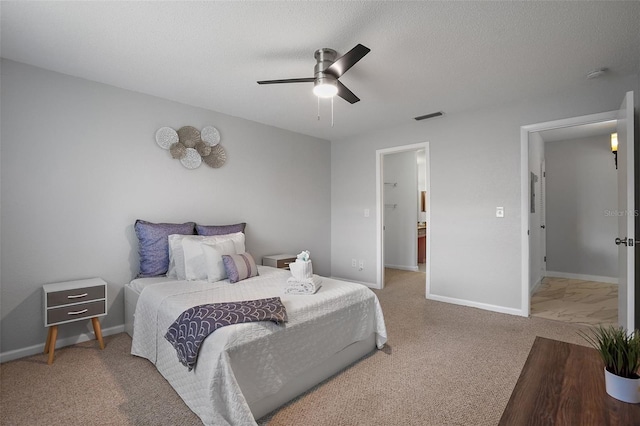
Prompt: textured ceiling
<box><xmin>1</xmin><ymin>1</ymin><xmax>639</xmax><ymax>141</ymax></box>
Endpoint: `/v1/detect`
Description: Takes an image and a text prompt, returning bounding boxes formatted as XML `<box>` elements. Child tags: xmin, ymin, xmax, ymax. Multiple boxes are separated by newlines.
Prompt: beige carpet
<box><xmin>1</xmin><ymin>269</ymin><xmax>592</xmax><ymax>425</ymax></box>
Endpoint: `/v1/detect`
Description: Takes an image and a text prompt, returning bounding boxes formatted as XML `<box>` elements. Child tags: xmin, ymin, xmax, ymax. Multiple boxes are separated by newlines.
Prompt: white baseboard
<box><xmin>427</xmin><ymin>293</ymin><xmax>526</xmax><ymax>317</ymax></box>
<box><xmin>329</xmin><ymin>276</ymin><xmax>378</xmax><ymax>289</ymax></box>
<box><xmin>0</xmin><ymin>324</ymin><xmax>125</xmax><ymax>364</ymax></box>
<box><xmin>545</xmin><ymin>271</ymin><xmax>618</xmax><ymax>284</ymax></box>
<box><xmin>530</xmin><ymin>277</ymin><xmax>544</xmax><ymax>295</ymax></box>
<box><xmin>384</xmin><ymin>264</ymin><xmax>419</xmax><ymax>272</ymax></box>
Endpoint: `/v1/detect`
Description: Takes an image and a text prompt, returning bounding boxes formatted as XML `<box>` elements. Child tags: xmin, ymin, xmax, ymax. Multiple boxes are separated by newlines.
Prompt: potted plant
<box><xmin>580</xmin><ymin>325</ymin><xmax>640</xmax><ymax>404</ymax></box>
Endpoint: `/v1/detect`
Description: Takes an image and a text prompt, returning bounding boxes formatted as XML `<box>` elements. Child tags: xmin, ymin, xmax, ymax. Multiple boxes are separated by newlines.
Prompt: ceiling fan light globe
<box><xmin>313</xmin><ymin>83</ymin><xmax>338</xmax><ymax>98</ymax></box>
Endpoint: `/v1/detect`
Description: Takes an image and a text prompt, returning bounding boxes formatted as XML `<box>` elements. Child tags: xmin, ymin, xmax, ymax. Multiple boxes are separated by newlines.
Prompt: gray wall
<box><xmin>331</xmin><ymin>73</ymin><xmax>638</xmax><ymax>313</ymax></box>
<box><xmin>0</xmin><ymin>59</ymin><xmax>331</xmax><ymax>355</ymax></box>
<box><xmin>383</xmin><ymin>150</ymin><xmax>418</xmax><ymax>270</ymax></box>
<box><xmin>545</xmin><ymin>135</ymin><xmax>618</xmax><ymax>279</ymax></box>
<box><xmin>1</xmin><ymin>58</ymin><xmax>638</xmax><ymax>356</ymax></box>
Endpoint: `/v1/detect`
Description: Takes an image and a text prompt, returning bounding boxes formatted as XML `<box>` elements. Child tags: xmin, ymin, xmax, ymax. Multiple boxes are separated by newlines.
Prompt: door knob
<box><xmin>615</xmin><ymin>237</ymin><xmax>628</xmax><ymax>246</ymax></box>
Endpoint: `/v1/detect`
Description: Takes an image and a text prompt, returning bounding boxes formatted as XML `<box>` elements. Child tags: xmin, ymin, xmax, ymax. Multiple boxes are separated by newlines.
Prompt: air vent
<box><xmin>414</xmin><ymin>111</ymin><xmax>444</xmax><ymax>121</ymax></box>
<box><xmin>586</xmin><ymin>68</ymin><xmax>607</xmax><ymax>79</ymax></box>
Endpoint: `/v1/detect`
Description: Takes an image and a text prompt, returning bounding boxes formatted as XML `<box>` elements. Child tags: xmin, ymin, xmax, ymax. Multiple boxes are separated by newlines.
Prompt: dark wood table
<box><xmin>499</xmin><ymin>336</ymin><xmax>640</xmax><ymax>425</ymax></box>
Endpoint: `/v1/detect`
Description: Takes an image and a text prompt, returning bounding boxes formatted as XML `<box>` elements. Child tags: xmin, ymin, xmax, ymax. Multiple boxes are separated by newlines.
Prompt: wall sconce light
<box><xmin>611</xmin><ymin>132</ymin><xmax>618</xmax><ymax>169</ymax></box>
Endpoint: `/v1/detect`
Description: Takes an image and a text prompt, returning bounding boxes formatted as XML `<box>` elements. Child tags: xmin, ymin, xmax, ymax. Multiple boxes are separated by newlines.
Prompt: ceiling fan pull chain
<box><xmin>317</xmin><ymin>96</ymin><xmax>320</xmax><ymax>121</ymax></box>
<box><xmin>331</xmin><ymin>97</ymin><xmax>334</xmax><ymax>127</ymax></box>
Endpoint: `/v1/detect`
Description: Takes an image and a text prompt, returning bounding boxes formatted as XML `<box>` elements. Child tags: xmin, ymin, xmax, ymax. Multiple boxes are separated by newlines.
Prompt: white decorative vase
<box><xmin>604</xmin><ymin>368</ymin><xmax>640</xmax><ymax>404</ymax></box>
<box><xmin>289</xmin><ymin>260</ymin><xmax>313</xmax><ymax>281</ymax></box>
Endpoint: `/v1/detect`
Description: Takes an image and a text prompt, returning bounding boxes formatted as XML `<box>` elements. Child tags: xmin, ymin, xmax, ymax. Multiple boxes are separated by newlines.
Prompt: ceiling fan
<box><xmin>257</xmin><ymin>44</ymin><xmax>371</xmax><ymax>104</ymax></box>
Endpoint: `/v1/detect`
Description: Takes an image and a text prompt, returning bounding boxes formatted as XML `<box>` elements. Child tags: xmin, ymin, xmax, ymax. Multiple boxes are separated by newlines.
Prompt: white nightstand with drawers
<box><xmin>43</xmin><ymin>278</ymin><xmax>107</xmax><ymax>365</ymax></box>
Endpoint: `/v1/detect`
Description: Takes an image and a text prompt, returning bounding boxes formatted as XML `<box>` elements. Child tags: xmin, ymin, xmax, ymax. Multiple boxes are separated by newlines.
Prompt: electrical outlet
<box><xmin>358</xmin><ymin>260</ymin><xmax>364</xmax><ymax>270</ymax></box>
<box><xmin>352</xmin><ymin>259</ymin><xmax>357</xmax><ymax>268</ymax></box>
<box><xmin>496</xmin><ymin>206</ymin><xmax>504</xmax><ymax>218</ymax></box>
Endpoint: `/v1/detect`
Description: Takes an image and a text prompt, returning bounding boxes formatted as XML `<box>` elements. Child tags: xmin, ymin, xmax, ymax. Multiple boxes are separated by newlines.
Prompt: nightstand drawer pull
<box><xmin>46</xmin><ymin>285</ymin><xmax>105</xmax><ymax>308</ymax></box>
<box><xmin>47</xmin><ymin>300</ymin><xmax>105</xmax><ymax>325</ymax></box>
<box><xmin>67</xmin><ymin>293</ymin><xmax>88</xmax><ymax>299</ymax></box>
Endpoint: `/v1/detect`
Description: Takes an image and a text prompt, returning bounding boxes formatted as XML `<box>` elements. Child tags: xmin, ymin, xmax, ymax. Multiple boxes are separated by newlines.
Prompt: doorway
<box><xmin>521</xmin><ymin>91</ymin><xmax>635</xmax><ymax>331</ymax></box>
<box><xmin>376</xmin><ymin>142</ymin><xmax>430</xmax><ymax>294</ymax></box>
<box><xmin>529</xmin><ymin>123</ymin><xmax>619</xmax><ymax>327</ymax></box>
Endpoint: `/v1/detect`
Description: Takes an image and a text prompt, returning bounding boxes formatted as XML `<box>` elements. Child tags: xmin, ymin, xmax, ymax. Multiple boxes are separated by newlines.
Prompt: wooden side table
<box><xmin>499</xmin><ymin>337</ymin><xmax>640</xmax><ymax>424</ymax></box>
<box><xmin>262</xmin><ymin>254</ymin><xmax>296</xmax><ymax>270</ymax></box>
<box><xmin>43</xmin><ymin>278</ymin><xmax>107</xmax><ymax>365</ymax></box>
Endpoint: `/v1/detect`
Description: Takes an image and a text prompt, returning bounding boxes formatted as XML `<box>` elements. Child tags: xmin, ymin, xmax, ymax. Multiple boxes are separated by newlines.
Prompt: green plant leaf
<box><xmin>579</xmin><ymin>325</ymin><xmax>640</xmax><ymax>378</ymax></box>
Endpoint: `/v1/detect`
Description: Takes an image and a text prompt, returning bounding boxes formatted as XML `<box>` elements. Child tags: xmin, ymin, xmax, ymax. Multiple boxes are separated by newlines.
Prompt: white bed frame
<box><xmin>124</xmin><ymin>285</ymin><xmax>375</xmax><ymax>420</ymax></box>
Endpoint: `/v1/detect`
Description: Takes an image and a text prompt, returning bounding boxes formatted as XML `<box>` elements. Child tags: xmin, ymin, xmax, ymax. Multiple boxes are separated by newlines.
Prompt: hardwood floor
<box><xmin>499</xmin><ymin>337</ymin><xmax>640</xmax><ymax>425</ymax></box>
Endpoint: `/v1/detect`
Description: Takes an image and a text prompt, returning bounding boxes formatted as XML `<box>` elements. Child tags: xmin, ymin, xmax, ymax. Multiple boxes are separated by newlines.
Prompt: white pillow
<box><xmin>167</xmin><ymin>232</ymin><xmax>245</xmax><ymax>280</ymax></box>
<box><xmin>182</xmin><ymin>238</ymin><xmax>211</xmax><ymax>281</ymax></box>
<box><xmin>202</xmin><ymin>240</ymin><xmax>237</xmax><ymax>282</ymax></box>
<box><xmin>169</xmin><ymin>232</ymin><xmax>246</xmax><ymax>280</ymax></box>
<box><xmin>212</xmin><ymin>232</ymin><xmax>246</xmax><ymax>254</ymax></box>
<box><xmin>183</xmin><ymin>238</ymin><xmax>240</xmax><ymax>281</ymax></box>
<box><xmin>167</xmin><ymin>234</ymin><xmax>203</xmax><ymax>279</ymax></box>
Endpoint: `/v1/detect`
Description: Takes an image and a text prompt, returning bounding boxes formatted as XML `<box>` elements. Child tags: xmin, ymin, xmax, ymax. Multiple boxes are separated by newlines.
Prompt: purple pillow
<box><xmin>196</xmin><ymin>222</ymin><xmax>246</xmax><ymax>236</ymax></box>
<box><xmin>135</xmin><ymin>220</ymin><xmax>195</xmax><ymax>277</ymax></box>
<box><xmin>222</xmin><ymin>253</ymin><xmax>259</xmax><ymax>283</ymax></box>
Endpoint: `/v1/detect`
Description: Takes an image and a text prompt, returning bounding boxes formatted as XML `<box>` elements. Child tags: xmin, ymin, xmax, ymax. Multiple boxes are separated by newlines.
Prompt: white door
<box><xmin>383</xmin><ymin>151</ymin><xmax>419</xmax><ymax>271</ymax></box>
<box><xmin>616</xmin><ymin>91</ymin><xmax>635</xmax><ymax>331</ymax></box>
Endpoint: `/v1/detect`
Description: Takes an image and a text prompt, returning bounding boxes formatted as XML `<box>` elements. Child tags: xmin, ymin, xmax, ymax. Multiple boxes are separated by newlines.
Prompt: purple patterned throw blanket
<box><xmin>165</xmin><ymin>297</ymin><xmax>288</xmax><ymax>370</ymax></box>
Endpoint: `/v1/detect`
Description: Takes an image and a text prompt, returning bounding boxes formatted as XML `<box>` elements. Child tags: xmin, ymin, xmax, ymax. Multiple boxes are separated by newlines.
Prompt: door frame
<box><xmin>520</xmin><ymin>110</ymin><xmax>618</xmax><ymax>316</ymax></box>
<box><xmin>540</xmin><ymin>159</ymin><xmax>547</xmax><ymax>279</ymax></box>
<box><xmin>376</xmin><ymin>142</ymin><xmax>430</xmax><ymax>292</ymax></box>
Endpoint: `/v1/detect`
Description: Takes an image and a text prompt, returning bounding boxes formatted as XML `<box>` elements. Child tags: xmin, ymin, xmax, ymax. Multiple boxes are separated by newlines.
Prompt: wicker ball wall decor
<box><xmin>203</xmin><ymin>144</ymin><xmax>227</xmax><ymax>168</ymax></box>
<box><xmin>177</xmin><ymin>126</ymin><xmax>200</xmax><ymax>148</ymax></box>
<box><xmin>155</xmin><ymin>125</ymin><xmax>226</xmax><ymax>169</ymax></box>
<box><xmin>169</xmin><ymin>142</ymin><xmax>187</xmax><ymax>159</ymax></box>
<box><xmin>195</xmin><ymin>141</ymin><xmax>212</xmax><ymax>157</ymax></box>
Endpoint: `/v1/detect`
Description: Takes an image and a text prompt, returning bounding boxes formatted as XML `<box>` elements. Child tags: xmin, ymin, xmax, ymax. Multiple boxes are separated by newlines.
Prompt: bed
<box><xmin>125</xmin><ymin>265</ymin><xmax>387</xmax><ymax>426</ymax></box>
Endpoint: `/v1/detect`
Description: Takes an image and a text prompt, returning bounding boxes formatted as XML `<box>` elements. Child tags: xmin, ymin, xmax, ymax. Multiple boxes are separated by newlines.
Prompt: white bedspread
<box><xmin>131</xmin><ymin>266</ymin><xmax>387</xmax><ymax>426</ymax></box>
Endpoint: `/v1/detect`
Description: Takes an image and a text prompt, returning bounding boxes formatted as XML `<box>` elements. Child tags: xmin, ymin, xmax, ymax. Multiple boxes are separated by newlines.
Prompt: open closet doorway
<box><xmin>375</xmin><ymin>142</ymin><xmax>430</xmax><ymax>295</ymax></box>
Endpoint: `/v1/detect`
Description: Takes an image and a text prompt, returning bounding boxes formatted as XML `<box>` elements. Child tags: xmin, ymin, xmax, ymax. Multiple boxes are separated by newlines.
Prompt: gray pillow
<box><xmin>196</xmin><ymin>222</ymin><xmax>246</xmax><ymax>236</ymax></box>
<box><xmin>135</xmin><ymin>220</ymin><xmax>195</xmax><ymax>277</ymax></box>
<box><xmin>222</xmin><ymin>252</ymin><xmax>259</xmax><ymax>283</ymax></box>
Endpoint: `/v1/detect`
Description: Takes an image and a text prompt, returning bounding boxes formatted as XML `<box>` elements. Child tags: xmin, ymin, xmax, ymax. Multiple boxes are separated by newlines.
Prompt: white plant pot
<box><xmin>604</xmin><ymin>368</ymin><xmax>640</xmax><ymax>404</ymax></box>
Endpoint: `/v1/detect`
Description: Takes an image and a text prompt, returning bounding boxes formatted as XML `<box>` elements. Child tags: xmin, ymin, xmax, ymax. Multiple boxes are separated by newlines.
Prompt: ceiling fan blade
<box><xmin>336</xmin><ymin>80</ymin><xmax>360</xmax><ymax>104</ymax></box>
<box><xmin>324</xmin><ymin>44</ymin><xmax>370</xmax><ymax>78</ymax></box>
<box><xmin>257</xmin><ymin>77</ymin><xmax>314</xmax><ymax>85</ymax></box>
